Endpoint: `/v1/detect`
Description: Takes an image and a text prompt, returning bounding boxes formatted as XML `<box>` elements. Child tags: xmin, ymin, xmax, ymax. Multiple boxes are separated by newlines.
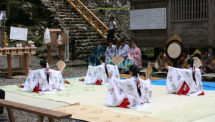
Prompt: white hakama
<box><xmin>23</xmin><ymin>69</ymin><xmax>65</xmax><ymax>93</ymax></box>
<box><xmin>167</xmin><ymin>66</ymin><xmax>204</xmax><ymax>96</ymax></box>
<box><xmin>105</xmin><ymin>77</ymin><xmax>152</xmax><ymax>110</ymax></box>
<box><xmin>84</xmin><ymin>63</ymin><xmax>120</xmax><ymax>85</ymax></box>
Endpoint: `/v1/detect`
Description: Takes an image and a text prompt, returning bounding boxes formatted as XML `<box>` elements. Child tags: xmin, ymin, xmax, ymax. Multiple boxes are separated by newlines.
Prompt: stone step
<box><xmin>59</xmin><ymin>21</ymin><xmax>87</xmax><ymax>24</ymax></box>
<box><xmin>57</xmin><ymin>12</ymin><xmax>77</xmax><ymax>16</ymax></box>
<box><xmin>40</xmin><ymin>0</ymin><xmax>111</xmax><ymax>59</ymax></box>
<box><xmin>62</xmin><ymin>18</ymin><xmax>84</xmax><ymax>21</ymax></box>
<box><xmin>75</xmin><ymin>37</ymin><xmax>99</xmax><ymax>40</ymax></box>
<box><xmin>69</xmin><ymin>30</ymin><xmax>99</xmax><ymax>33</ymax></box>
<box><xmin>72</xmin><ymin>36</ymin><xmax>99</xmax><ymax>40</ymax></box>
<box><xmin>71</xmin><ymin>34</ymin><xmax>99</xmax><ymax>37</ymax></box>
<box><xmin>73</xmin><ymin>40</ymin><xmax>100</xmax><ymax>43</ymax></box>
<box><xmin>73</xmin><ymin>40</ymin><xmax>92</xmax><ymax>43</ymax></box>
<box><xmin>54</xmin><ymin>17</ymin><xmax>82</xmax><ymax>21</ymax></box>
<box><xmin>70</xmin><ymin>29</ymin><xmax>99</xmax><ymax>33</ymax></box>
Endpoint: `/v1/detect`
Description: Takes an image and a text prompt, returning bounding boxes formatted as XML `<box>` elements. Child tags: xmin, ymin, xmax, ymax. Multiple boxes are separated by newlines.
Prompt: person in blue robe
<box><xmin>88</xmin><ymin>40</ymin><xmax>104</xmax><ymax>66</ymax></box>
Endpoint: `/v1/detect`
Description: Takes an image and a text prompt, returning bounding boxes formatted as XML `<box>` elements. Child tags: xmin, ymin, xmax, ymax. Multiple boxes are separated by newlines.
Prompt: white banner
<box><xmin>130</xmin><ymin>8</ymin><xmax>166</xmax><ymax>30</ymax></box>
<box><xmin>64</xmin><ymin>28</ymin><xmax>70</xmax><ymax>62</ymax></box>
<box><xmin>10</xmin><ymin>27</ymin><xmax>28</xmax><ymax>41</ymax></box>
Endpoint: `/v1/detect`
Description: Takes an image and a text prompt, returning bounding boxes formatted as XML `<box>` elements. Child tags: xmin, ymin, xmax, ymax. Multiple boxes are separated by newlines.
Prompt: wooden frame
<box><xmin>170</xmin><ymin>0</ymin><xmax>209</xmax><ymax>22</ymax></box>
<box><xmin>0</xmin><ymin>47</ymin><xmax>37</xmax><ymax>77</ymax></box>
<box><xmin>0</xmin><ymin>100</ymin><xmax>71</xmax><ymax>122</ymax></box>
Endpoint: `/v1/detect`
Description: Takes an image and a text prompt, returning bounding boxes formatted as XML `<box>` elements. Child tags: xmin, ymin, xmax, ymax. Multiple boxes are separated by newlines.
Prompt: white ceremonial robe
<box><xmin>167</xmin><ymin>66</ymin><xmax>204</xmax><ymax>96</ymax></box>
<box><xmin>105</xmin><ymin>76</ymin><xmax>152</xmax><ymax>110</ymax></box>
<box><xmin>23</xmin><ymin>69</ymin><xmax>65</xmax><ymax>93</ymax></box>
<box><xmin>84</xmin><ymin>63</ymin><xmax>120</xmax><ymax>85</ymax></box>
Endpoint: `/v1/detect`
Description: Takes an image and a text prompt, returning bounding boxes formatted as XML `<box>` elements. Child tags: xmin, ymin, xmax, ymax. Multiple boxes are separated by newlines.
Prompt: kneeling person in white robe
<box><xmin>23</xmin><ymin>60</ymin><xmax>65</xmax><ymax>93</ymax></box>
<box><xmin>105</xmin><ymin>65</ymin><xmax>152</xmax><ymax>110</ymax></box>
<box><xmin>84</xmin><ymin>56</ymin><xmax>120</xmax><ymax>85</ymax></box>
<box><xmin>166</xmin><ymin>58</ymin><xmax>204</xmax><ymax>96</ymax></box>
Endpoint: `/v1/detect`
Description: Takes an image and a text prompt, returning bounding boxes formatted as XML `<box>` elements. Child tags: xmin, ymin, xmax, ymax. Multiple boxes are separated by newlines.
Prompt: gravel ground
<box><xmin>0</xmin><ymin>66</ymin><xmax>88</xmax><ymax>86</ymax></box>
<box><xmin>0</xmin><ymin>56</ymin><xmax>88</xmax><ymax>86</ymax></box>
<box><xmin>0</xmin><ymin>56</ymin><xmax>88</xmax><ymax>122</ymax></box>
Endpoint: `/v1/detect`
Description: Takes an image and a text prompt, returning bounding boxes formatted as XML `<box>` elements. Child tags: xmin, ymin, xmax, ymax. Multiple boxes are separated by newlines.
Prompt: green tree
<box><xmin>6</xmin><ymin>0</ymin><xmax>10</xmax><ymax>16</ymax></box>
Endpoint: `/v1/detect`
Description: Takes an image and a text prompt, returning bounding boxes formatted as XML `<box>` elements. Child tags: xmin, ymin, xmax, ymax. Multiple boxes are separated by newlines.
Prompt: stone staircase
<box><xmin>40</xmin><ymin>0</ymin><xmax>111</xmax><ymax>59</ymax></box>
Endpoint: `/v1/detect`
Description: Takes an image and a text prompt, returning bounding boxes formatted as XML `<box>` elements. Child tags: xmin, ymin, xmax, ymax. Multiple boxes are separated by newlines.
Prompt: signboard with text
<box><xmin>10</xmin><ymin>27</ymin><xmax>28</xmax><ymax>41</ymax></box>
<box><xmin>130</xmin><ymin>8</ymin><xmax>166</xmax><ymax>30</ymax></box>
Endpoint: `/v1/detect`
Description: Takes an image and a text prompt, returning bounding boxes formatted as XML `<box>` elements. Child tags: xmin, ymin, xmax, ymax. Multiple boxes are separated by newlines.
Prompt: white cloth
<box><xmin>0</xmin><ymin>11</ymin><xmax>6</xmax><ymax>21</ymax></box>
<box><xmin>109</xmin><ymin>21</ymin><xmax>116</xmax><ymax>30</ymax></box>
<box><xmin>84</xmin><ymin>63</ymin><xmax>120</xmax><ymax>85</ymax></box>
<box><xmin>57</xmin><ymin>34</ymin><xmax>62</xmax><ymax>45</ymax></box>
<box><xmin>43</xmin><ymin>28</ymin><xmax>51</xmax><ymax>44</ymax></box>
<box><xmin>105</xmin><ymin>76</ymin><xmax>152</xmax><ymax>111</ymax></box>
<box><xmin>166</xmin><ymin>66</ymin><xmax>204</xmax><ymax>96</ymax></box>
<box><xmin>23</xmin><ymin>69</ymin><xmax>65</xmax><ymax>93</ymax></box>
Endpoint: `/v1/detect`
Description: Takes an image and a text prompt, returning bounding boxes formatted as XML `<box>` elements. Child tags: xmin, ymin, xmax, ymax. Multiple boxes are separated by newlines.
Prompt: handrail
<box><xmin>66</xmin><ymin>0</ymin><xmax>120</xmax><ymax>45</ymax></box>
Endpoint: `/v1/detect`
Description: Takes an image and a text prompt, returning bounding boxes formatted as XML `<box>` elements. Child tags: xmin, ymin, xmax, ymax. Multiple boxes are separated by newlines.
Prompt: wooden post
<box><xmin>75</xmin><ymin>0</ymin><xmax>78</xmax><ymax>8</ymax></box>
<box><xmin>59</xmin><ymin>45</ymin><xmax>63</xmax><ymax>60</ymax></box>
<box><xmin>102</xmin><ymin>26</ymin><xmax>105</xmax><ymax>35</ymax></box>
<box><xmin>7</xmin><ymin>54</ymin><xmax>12</xmax><ymax>77</ymax></box>
<box><xmin>95</xmin><ymin>20</ymin><xmax>98</xmax><ymax>29</ymax></box>
<box><xmin>37</xmin><ymin>115</ymin><xmax>44</xmax><ymax>122</ymax></box>
<box><xmin>47</xmin><ymin>45</ymin><xmax>52</xmax><ymax>64</ymax></box>
<box><xmin>82</xmin><ymin>8</ymin><xmax>85</xmax><ymax>15</ymax></box>
<box><xmin>88</xmin><ymin>13</ymin><xmax>92</xmax><ymax>23</ymax></box>
<box><xmin>48</xmin><ymin>118</ymin><xmax>54</xmax><ymax>122</ymax></box>
<box><xmin>7</xmin><ymin>108</ymin><xmax>15</xmax><ymax>122</ymax></box>
<box><xmin>208</xmin><ymin>0</ymin><xmax>215</xmax><ymax>54</ymax></box>
<box><xmin>24</xmin><ymin>53</ymin><xmax>29</xmax><ymax>76</ymax></box>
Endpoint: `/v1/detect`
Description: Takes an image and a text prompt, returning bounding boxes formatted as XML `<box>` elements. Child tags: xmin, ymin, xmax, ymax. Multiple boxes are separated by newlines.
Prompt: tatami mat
<box><xmin>1</xmin><ymin>78</ymin><xmax>215</xmax><ymax>122</ymax></box>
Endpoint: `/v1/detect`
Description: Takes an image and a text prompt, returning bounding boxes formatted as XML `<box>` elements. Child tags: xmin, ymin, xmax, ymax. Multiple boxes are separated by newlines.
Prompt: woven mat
<box><xmin>0</xmin><ymin>78</ymin><xmax>106</xmax><ymax>105</ymax></box>
<box><xmin>11</xmin><ymin>75</ymin><xmax>26</xmax><ymax>79</ymax></box>
<box><xmin>202</xmin><ymin>73</ymin><xmax>215</xmax><ymax>78</ymax></box>
<box><xmin>1</xmin><ymin>78</ymin><xmax>215</xmax><ymax>122</ymax></box>
<box><xmin>55</xmin><ymin>105</ymin><xmax>167</xmax><ymax>122</ymax></box>
<box><xmin>120</xmin><ymin>74</ymin><xmax>162</xmax><ymax>80</ymax></box>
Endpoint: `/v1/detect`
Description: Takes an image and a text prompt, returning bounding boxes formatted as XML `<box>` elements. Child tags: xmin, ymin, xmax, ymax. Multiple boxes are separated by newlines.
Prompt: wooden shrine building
<box><xmin>130</xmin><ymin>0</ymin><xmax>215</xmax><ymax>50</ymax></box>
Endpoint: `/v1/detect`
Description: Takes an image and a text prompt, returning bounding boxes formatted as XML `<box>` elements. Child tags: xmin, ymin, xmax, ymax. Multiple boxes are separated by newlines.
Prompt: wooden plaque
<box><xmin>61</xmin><ymin>32</ymin><xmax>67</xmax><ymax>45</ymax></box>
<box><xmin>50</xmin><ymin>33</ymin><xmax>58</xmax><ymax>46</ymax></box>
<box><xmin>49</xmin><ymin>29</ymin><xmax>67</xmax><ymax>46</ymax></box>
